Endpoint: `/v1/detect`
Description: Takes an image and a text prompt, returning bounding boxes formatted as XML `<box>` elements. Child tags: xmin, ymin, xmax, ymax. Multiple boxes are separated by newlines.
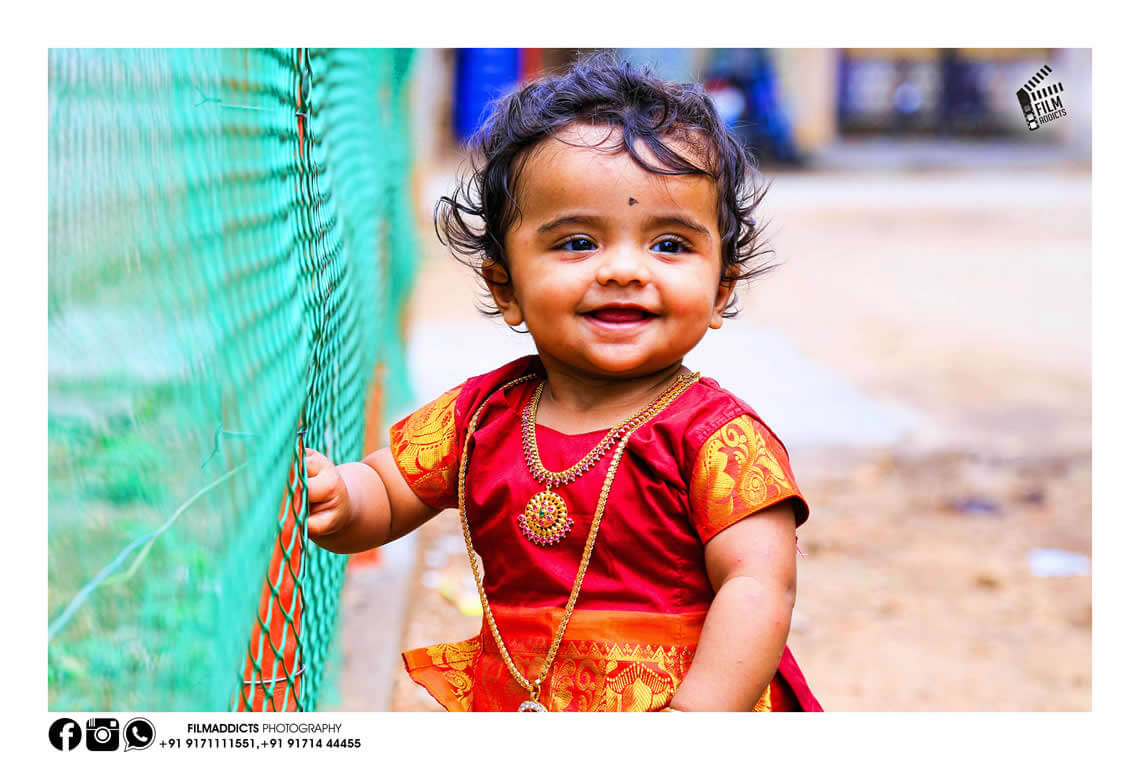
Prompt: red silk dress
<box><xmin>391</xmin><ymin>356</ymin><xmax>821</xmax><ymax>712</ymax></box>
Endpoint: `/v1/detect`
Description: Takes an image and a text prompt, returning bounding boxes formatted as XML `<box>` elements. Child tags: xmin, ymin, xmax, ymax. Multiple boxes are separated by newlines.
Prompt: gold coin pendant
<box><xmin>518</xmin><ymin>488</ymin><xmax>574</xmax><ymax>547</ymax></box>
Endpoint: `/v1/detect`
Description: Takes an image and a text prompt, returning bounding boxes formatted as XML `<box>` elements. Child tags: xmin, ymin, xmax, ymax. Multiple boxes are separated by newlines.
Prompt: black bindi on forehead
<box><xmin>628</xmin><ymin>197</ymin><xmax>638</xmax><ymax>206</ymax></box>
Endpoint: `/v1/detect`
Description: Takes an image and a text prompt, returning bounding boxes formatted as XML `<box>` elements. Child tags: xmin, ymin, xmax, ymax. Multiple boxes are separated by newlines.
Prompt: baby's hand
<box><xmin>305</xmin><ymin>448</ymin><xmax>352</xmax><ymax>538</ymax></box>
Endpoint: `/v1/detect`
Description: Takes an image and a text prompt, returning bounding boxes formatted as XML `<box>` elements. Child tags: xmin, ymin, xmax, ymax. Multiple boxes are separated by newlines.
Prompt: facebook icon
<box><xmin>49</xmin><ymin>718</ymin><xmax>82</xmax><ymax>751</ymax></box>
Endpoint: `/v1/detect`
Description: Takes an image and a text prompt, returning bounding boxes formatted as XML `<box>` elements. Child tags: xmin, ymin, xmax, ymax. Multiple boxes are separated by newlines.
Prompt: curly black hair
<box><xmin>435</xmin><ymin>51</ymin><xmax>776</xmax><ymax>319</ymax></box>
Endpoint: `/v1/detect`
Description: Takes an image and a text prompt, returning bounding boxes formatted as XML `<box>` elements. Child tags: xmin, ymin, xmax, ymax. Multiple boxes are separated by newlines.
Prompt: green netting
<box><xmin>48</xmin><ymin>48</ymin><xmax>420</xmax><ymax>711</ymax></box>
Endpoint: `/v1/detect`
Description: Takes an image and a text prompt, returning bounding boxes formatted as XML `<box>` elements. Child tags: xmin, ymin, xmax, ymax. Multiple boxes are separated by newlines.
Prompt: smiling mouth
<box><xmin>583</xmin><ymin>308</ymin><xmax>657</xmax><ymax>325</ymax></box>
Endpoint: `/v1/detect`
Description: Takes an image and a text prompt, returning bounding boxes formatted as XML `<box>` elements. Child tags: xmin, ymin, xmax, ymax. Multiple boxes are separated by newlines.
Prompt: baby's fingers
<box><xmin>305</xmin><ymin>448</ymin><xmax>334</xmax><ymax>478</ymax></box>
<box><xmin>307</xmin><ymin>505</ymin><xmax>347</xmax><ymax>537</ymax></box>
<box><xmin>306</xmin><ymin>465</ymin><xmax>341</xmax><ymax>503</ymax></box>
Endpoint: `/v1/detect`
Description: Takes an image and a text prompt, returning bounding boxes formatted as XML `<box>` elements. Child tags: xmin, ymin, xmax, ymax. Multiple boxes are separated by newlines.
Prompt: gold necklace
<box><xmin>457</xmin><ymin>370</ymin><xmax>700</xmax><ymax>711</ymax></box>
<box><xmin>518</xmin><ymin>371</ymin><xmax>699</xmax><ymax>547</ymax></box>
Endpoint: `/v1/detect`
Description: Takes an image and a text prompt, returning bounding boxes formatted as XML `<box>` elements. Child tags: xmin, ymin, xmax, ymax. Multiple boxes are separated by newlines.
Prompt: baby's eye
<box><xmin>557</xmin><ymin>237</ymin><xmax>596</xmax><ymax>252</ymax></box>
<box><xmin>650</xmin><ymin>238</ymin><xmax>690</xmax><ymax>254</ymax></box>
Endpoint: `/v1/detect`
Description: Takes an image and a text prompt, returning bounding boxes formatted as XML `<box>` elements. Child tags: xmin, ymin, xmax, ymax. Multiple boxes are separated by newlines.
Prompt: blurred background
<box><xmin>48</xmin><ymin>48</ymin><xmax>1090</xmax><ymax>712</ymax></box>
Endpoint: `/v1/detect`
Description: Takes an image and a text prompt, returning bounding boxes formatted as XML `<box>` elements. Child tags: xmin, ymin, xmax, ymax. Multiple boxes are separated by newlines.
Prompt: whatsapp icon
<box><xmin>123</xmin><ymin>718</ymin><xmax>155</xmax><ymax>752</ymax></box>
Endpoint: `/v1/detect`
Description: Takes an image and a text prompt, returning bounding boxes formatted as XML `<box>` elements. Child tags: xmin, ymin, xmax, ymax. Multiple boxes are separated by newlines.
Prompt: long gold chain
<box><xmin>522</xmin><ymin>370</ymin><xmax>698</xmax><ymax>489</ymax></box>
<box><xmin>457</xmin><ymin>370</ymin><xmax>700</xmax><ymax>710</ymax></box>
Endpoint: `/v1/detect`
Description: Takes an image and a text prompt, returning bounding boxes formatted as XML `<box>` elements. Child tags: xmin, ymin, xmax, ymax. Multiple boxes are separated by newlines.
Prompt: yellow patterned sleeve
<box><xmin>688</xmin><ymin>414</ymin><xmax>808</xmax><ymax>543</ymax></box>
<box><xmin>389</xmin><ymin>385</ymin><xmax>464</xmax><ymax>510</ymax></box>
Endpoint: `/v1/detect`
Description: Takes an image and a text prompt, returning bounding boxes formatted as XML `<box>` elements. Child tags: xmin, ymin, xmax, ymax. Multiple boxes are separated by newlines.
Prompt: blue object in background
<box><xmin>453</xmin><ymin>48</ymin><xmax>521</xmax><ymax>143</ymax></box>
<box><xmin>746</xmin><ymin>60</ymin><xmax>799</xmax><ymax>164</ymax></box>
<box><xmin>704</xmin><ymin>49</ymin><xmax>801</xmax><ymax>165</ymax></box>
<box><xmin>938</xmin><ymin>51</ymin><xmax>990</xmax><ymax>133</ymax></box>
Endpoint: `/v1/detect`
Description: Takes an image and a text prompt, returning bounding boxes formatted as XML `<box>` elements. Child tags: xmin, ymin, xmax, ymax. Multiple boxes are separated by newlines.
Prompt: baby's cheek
<box><xmin>675</xmin><ymin>288</ymin><xmax>720</xmax><ymax>321</ymax></box>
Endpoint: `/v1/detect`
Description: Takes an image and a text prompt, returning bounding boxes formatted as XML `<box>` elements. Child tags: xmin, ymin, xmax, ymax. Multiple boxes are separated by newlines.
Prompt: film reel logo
<box><xmin>1016</xmin><ymin>65</ymin><xmax>1067</xmax><ymax>131</ymax></box>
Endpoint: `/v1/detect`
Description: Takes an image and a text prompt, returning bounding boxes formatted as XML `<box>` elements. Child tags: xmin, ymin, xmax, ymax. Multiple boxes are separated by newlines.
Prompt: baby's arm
<box><xmin>668</xmin><ymin>502</ymin><xmax>798</xmax><ymax>711</ymax></box>
<box><xmin>304</xmin><ymin>447</ymin><xmax>439</xmax><ymax>554</ymax></box>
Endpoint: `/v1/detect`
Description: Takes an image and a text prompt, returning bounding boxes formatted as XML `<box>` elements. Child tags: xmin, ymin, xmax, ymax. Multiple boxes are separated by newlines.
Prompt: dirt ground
<box><xmin>351</xmin><ymin>160</ymin><xmax>1091</xmax><ymax>712</ymax></box>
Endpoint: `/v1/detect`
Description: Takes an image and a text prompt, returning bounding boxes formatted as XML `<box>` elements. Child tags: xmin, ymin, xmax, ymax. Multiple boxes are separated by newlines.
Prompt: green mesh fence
<box><xmin>48</xmin><ymin>48</ymin><xmax>420</xmax><ymax>711</ymax></box>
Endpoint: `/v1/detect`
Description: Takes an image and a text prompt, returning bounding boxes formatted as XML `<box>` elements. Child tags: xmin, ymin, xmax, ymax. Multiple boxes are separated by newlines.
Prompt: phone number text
<box><xmin>160</xmin><ymin>738</ymin><xmax>362</xmax><ymax>749</ymax></box>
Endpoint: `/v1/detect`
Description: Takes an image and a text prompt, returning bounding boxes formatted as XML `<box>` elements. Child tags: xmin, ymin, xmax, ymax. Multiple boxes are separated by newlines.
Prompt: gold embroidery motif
<box><xmin>542</xmin><ymin>640</ymin><xmax>686</xmax><ymax>712</ymax></box>
<box><xmin>390</xmin><ymin>385</ymin><xmax>462</xmax><ymax>507</ymax></box>
<box><xmin>426</xmin><ymin>638</ymin><xmax>481</xmax><ymax>669</ymax></box>
<box><xmin>690</xmin><ymin>415</ymin><xmax>798</xmax><ymax>542</ymax></box>
<box><xmin>419</xmin><ymin>637</ymin><xmax>481</xmax><ymax>710</ymax></box>
<box><xmin>602</xmin><ymin>660</ymin><xmax>674</xmax><ymax>712</ymax></box>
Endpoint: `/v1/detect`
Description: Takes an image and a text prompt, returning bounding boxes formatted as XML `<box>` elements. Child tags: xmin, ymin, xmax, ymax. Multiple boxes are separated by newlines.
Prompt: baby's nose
<box><xmin>595</xmin><ymin>244</ymin><xmax>650</xmax><ymax>285</ymax></box>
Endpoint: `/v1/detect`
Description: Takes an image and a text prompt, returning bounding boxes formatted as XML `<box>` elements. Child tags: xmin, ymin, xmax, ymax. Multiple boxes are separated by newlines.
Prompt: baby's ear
<box><xmin>710</xmin><ymin>267</ymin><xmax>739</xmax><ymax>330</ymax></box>
<box><xmin>481</xmin><ymin>259</ymin><xmax>524</xmax><ymax>326</ymax></box>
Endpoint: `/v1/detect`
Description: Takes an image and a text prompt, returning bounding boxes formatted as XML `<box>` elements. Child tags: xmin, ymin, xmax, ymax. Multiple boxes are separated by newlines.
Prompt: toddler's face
<box><xmin>491</xmin><ymin>124</ymin><xmax>733</xmax><ymax>380</ymax></box>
